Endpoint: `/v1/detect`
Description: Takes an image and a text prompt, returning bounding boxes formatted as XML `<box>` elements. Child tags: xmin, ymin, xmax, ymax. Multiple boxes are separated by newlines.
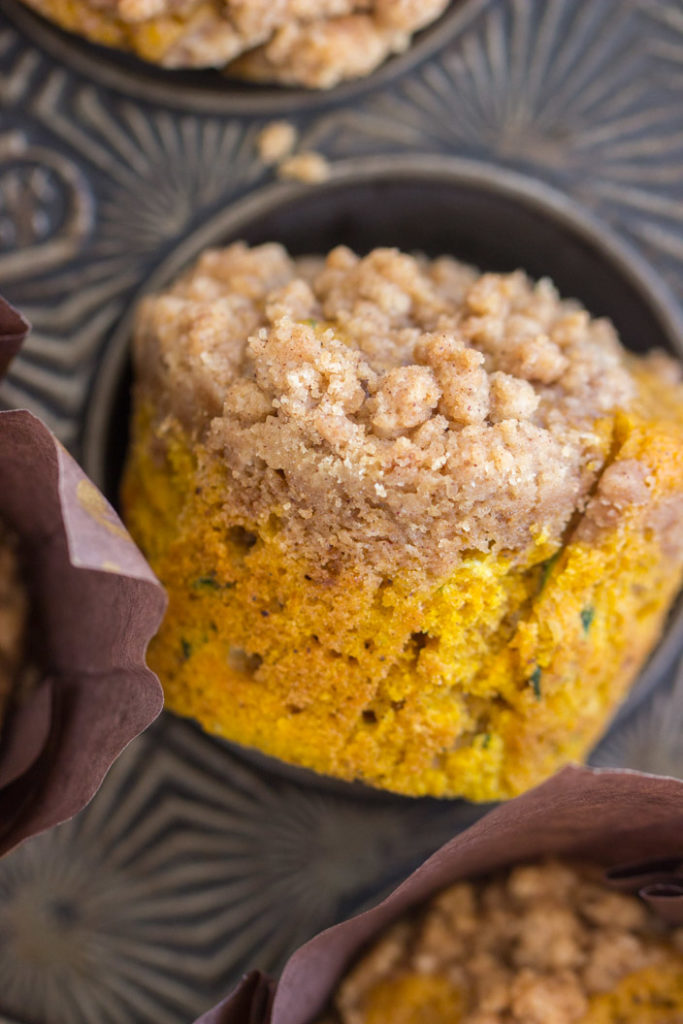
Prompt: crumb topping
<box><xmin>133</xmin><ymin>242</ymin><xmax>656</xmax><ymax>577</ymax></box>
<box><xmin>277</xmin><ymin>151</ymin><xmax>331</xmax><ymax>183</ymax></box>
<box><xmin>330</xmin><ymin>860</ymin><xmax>683</xmax><ymax>1024</ymax></box>
<box><xmin>257</xmin><ymin>121</ymin><xmax>299</xmax><ymax>165</ymax></box>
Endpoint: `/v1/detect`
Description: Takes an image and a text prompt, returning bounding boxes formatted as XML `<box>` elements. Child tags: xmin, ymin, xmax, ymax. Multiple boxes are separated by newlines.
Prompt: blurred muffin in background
<box><xmin>19</xmin><ymin>0</ymin><xmax>450</xmax><ymax>87</ymax></box>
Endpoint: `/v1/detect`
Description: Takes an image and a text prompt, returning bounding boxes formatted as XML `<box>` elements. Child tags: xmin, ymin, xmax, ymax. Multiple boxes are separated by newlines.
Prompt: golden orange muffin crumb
<box><xmin>323</xmin><ymin>859</ymin><xmax>683</xmax><ymax>1024</ymax></box>
<box><xmin>20</xmin><ymin>0</ymin><xmax>449</xmax><ymax>85</ymax></box>
<box><xmin>122</xmin><ymin>242</ymin><xmax>683</xmax><ymax>800</ymax></box>
<box><xmin>0</xmin><ymin>521</ymin><xmax>29</xmax><ymax>734</ymax></box>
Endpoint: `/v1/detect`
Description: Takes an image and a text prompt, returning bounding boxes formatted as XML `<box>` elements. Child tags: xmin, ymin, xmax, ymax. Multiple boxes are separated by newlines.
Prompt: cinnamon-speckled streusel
<box><xmin>123</xmin><ymin>242</ymin><xmax>683</xmax><ymax>799</ymax></box>
<box><xmin>21</xmin><ymin>0</ymin><xmax>449</xmax><ymax>85</ymax></box>
<box><xmin>131</xmin><ymin>243</ymin><xmax>641</xmax><ymax>577</ymax></box>
<box><xmin>0</xmin><ymin>522</ymin><xmax>29</xmax><ymax>733</ymax></box>
<box><xmin>323</xmin><ymin>860</ymin><xmax>683</xmax><ymax>1024</ymax></box>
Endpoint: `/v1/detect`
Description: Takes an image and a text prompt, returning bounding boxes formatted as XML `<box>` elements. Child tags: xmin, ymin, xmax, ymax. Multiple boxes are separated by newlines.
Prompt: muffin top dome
<box><xmin>134</xmin><ymin>242</ymin><xmax>677</xmax><ymax>576</ymax></box>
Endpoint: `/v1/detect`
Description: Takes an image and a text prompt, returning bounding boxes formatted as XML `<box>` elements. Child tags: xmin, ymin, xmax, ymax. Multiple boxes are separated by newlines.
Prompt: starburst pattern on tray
<box><xmin>301</xmin><ymin>0</ymin><xmax>683</xmax><ymax>303</ymax></box>
<box><xmin>0</xmin><ymin>715</ymin><xmax>473</xmax><ymax>1024</ymax></box>
<box><xmin>365</xmin><ymin>0</ymin><xmax>650</xmax><ymax>164</ymax></box>
<box><xmin>90</xmin><ymin>103</ymin><xmax>262</xmax><ymax>255</ymax></box>
<box><xmin>608</xmin><ymin>0</ymin><xmax>683</xmax><ymax>297</ymax></box>
<box><xmin>0</xmin><ymin>26</ymin><xmax>266</xmax><ymax>441</ymax></box>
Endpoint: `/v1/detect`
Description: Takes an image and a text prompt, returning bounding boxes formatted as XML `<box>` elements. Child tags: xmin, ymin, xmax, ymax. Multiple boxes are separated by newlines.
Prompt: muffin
<box><xmin>122</xmin><ymin>241</ymin><xmax>683</xmax><ymax>800</ymax></box>
<box><xmin>320</xmin><ymin>858</ymin><xmax>683</xmax><ymax>1024</ymax></box>
<box><xmin>19</xmin><ymin>0</ymin><xmax>449</xmax><ymax>86</ymax></box>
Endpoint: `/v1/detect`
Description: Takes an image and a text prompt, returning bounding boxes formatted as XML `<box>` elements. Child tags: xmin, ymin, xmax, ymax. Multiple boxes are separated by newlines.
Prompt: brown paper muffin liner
<box><xmin>0</xmin><ymin>304</ymin><xmax>166</xmax><ymax>853</ymax></box>
<box><xmin>0</xmin><ymin>297</ymin><xmax>29</xmax><ymax>377</ymax></box>
<box><xmin>196</xmin><ymin>765</ymin><xmax>683</xmax><ymax>1024</ymax></box>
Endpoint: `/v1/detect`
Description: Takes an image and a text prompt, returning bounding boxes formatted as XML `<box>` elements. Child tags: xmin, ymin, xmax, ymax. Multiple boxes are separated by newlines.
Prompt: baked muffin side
<box><xmin>122</xmin><ymin>242</ymin><xmax>683</xmax><ymax>799</ymax></box>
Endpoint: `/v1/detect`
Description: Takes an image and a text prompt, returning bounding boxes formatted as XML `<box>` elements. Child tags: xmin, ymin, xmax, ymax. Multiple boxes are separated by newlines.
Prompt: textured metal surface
<box><xmin>0</xmin><ymin>716</ymin><xmax>481</xmax><ymax>1024</ymax></box>
<box><xmin>0</xmin><ymin>1</ymin><xmax>682</xmax><ymax>1021</ymax></box>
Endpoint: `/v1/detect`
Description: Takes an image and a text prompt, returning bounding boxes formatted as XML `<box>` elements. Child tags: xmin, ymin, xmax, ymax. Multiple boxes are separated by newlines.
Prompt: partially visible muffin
<box><xmin>0</xmin><ymin>521</ymin><xmax>29</xmax><ymax>735</ymax></box>
<box><xmin>323</xmin><ymin>859</ymin><xmax>683</xmax><ymax>1024</ymax></box>
<box><xmin>20</xmin><ymin>0</ymin><xmax>449</xmax><ymax>86</ymax></box>
<box><xmin>122</xmin><ymin>241</ymin><xmax>683</xmax><ymax>800</ymax></box>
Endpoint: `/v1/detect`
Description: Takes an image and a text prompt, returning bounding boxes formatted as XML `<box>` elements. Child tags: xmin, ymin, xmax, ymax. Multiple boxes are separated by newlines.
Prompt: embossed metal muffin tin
<box><xmin>1</xmin><ymin>1</ymin><xmax>683</xmax><ymax>1022</ymax></box>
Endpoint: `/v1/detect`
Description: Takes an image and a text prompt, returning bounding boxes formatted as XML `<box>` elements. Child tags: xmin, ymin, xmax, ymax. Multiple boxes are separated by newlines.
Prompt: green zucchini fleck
<box><xmin>538</xmin><ymin>550</ymin><xmax>562</xmax><ymax>594</ymax></box>
<box><xmin>194</xmin><ymin>574</ymin><xmax>221</xmax><ymax>590</ymax></box>
<box><xmin>580</xmin><ymin>606</ymin><xmax>595</xmax><ymax>634</ymax></box>
<box><xmin>192</xmin><ymin>574</ymin><xmax>235</xmax><ymax>591</ymax></box>
<box><xmin>529</xmin><ymin>666</ymin><xmax>542</xmax><ymax>700</ymax></box>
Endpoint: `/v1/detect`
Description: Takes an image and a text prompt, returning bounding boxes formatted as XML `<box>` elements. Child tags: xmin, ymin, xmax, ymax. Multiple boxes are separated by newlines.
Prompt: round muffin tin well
<box><xmin>85</xmin><ymin>155</ymin><xmax>683</xmax><ymax>777</ymax></box>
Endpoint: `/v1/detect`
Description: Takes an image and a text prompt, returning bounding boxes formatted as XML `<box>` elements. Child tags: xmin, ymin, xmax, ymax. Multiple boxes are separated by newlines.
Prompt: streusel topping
<box><xmin>134</xmin><ymin>242</ymin><xmax>657</xmax><ymax>577</ymax></box>
<box><xmin>328</xmin><ymin>860</ymin><xmax>683</xmax><ymax>1024</ymax></box>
